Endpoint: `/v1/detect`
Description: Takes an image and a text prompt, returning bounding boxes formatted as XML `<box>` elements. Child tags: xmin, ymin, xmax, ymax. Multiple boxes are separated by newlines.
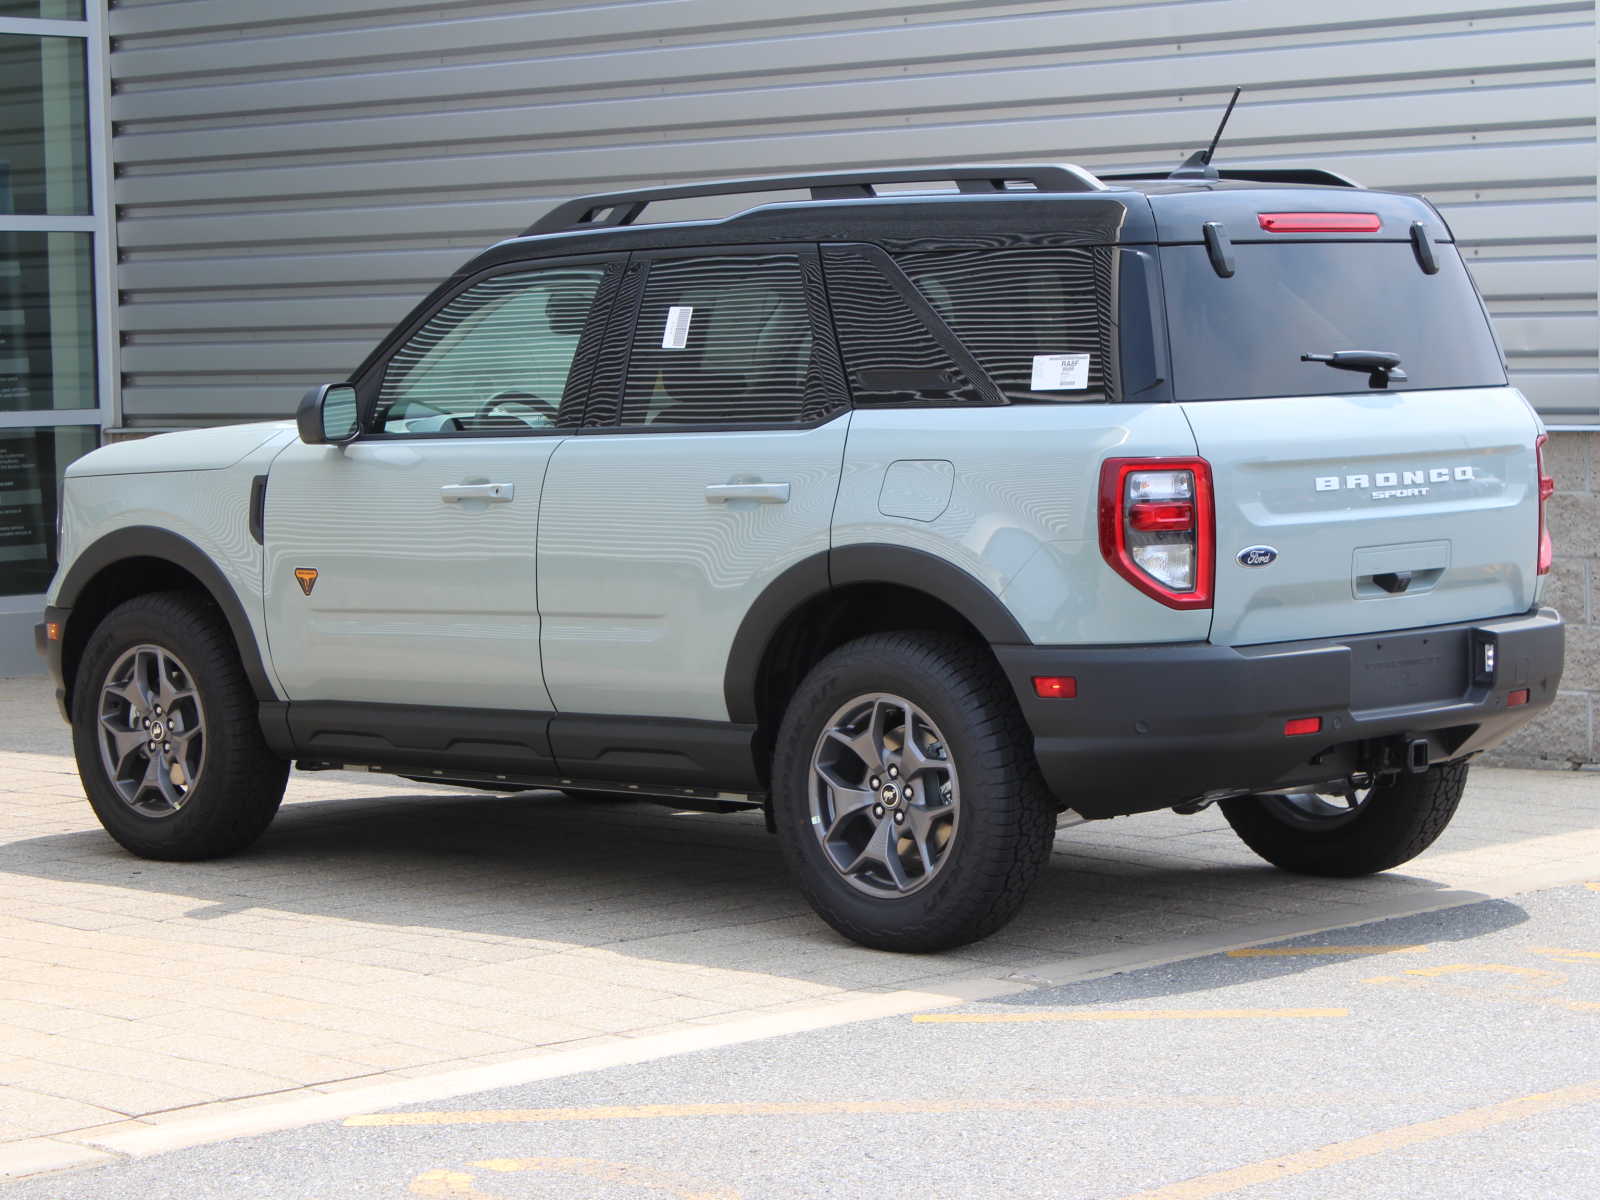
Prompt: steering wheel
<box><xmin>474</xmin><ymin>391</ymin><xmax>557</xmax><ymax>422</ymax></box>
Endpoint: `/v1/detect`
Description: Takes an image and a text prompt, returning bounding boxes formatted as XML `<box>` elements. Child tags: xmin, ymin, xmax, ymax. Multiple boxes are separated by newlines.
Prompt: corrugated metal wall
<box><xmin>106</xmin><ymin>0</ymin><xmax>1597</xmax><ymax>429</ymax></box>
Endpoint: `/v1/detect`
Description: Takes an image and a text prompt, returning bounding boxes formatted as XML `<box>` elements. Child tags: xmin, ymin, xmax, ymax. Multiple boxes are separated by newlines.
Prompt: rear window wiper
<box><xmin>1301</xmin><ymin>350</ymin><xmax>1407</xmax><ymax>389</ymax></box>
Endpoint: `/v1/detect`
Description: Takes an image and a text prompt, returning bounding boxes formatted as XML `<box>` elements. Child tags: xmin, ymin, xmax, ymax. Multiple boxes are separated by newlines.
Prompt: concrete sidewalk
<box><xmin>0</xmin><ymin>675</ymin><xmax>1594</xmax><ymax>1178</ymax></box>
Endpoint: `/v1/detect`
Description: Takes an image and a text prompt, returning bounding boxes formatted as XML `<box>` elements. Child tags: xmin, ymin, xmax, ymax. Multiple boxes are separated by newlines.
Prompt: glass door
<box><xmin>0</xmin><ymin>1</ymin><xmax>110</xmax><ymax>672</ymax></box>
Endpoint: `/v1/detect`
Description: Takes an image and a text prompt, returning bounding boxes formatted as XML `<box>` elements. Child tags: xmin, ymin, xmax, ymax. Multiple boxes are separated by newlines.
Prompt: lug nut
<box><xmin>142</xmin><ymin>718</ymin><xmax>151</xmax><ymax>729</ymax></box>
<box><xmin>872</xmin><ymin>804</ymin><xmax>884</xmax><ymax>818</ymax></box>
<box><xmin>146</xmin><ymin>742</ymin><xmax>156</xmax><ymax>753</ymax></box>
<box><xmin>153</xmin><ymin>705</ymin><xmax>162</xmax><ymax>715</ymax></box>
<box><xmin>894</xmin><ymin>811</ymin><xmax>906</xmax><ymax>825</ymax></box>
<box><xmin>887</xmin><ymin>765</ymin><xmax>898</xmax><ymax>779</ymax></box>
<box><xmin>903</xmin><ymin>787</ymin><xmax>914</xmax><ymax>800</ymax></box>
<box><xmin>869</xmin><ymin>776</ymin><xmax>880</xmax><ymax>789</ymax></box>
<box><xmin>163</xmin><ymin>743</ymin><xmax>172</xmax><ymax>753</ymax></box>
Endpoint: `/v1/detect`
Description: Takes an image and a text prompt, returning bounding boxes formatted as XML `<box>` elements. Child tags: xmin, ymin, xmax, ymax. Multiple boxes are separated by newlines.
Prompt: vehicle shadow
<box><xmin>0</xmin><ymin>781</ymin><xmax>1494</xmax><ymax>989</ymax></box>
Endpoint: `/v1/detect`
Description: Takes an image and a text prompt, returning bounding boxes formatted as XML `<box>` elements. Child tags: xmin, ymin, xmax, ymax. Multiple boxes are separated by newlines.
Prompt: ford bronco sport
<box><xmin>38</xmin><ymin>162</ymin><xmax>1564</xmax><ymax>951</ymax></box>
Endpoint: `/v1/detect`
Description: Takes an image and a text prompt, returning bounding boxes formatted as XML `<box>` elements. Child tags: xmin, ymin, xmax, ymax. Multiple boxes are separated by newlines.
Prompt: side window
<box><xmin>893</xmin><ymin>247</ymin><xmax>1118</xmax><ymax>403</ymax></box>
<box><xmin>620</xmin><ymin>253</ymin><xmax>832</xmax><ymax>428</ymax></box>
<box><xmin>376</xmin><ymin>264</ymin><xmax>606</xmax><ymax>434</ymax></box>
<box><xmin>821</xmin><ymin>246</ymin><xmax>987</xmax><ymax>407</ymax></box>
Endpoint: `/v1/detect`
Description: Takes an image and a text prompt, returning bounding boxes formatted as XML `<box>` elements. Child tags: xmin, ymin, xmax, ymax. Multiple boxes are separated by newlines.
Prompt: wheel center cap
<box><xmin>880</xmin><ymin>785</ymin><xmax>899</xmax><ymax>808</ymax></box>
<box><xmin>150</xmin><ymin>722</ymin><xmax>166</xmax><ymax>741</ymax></box>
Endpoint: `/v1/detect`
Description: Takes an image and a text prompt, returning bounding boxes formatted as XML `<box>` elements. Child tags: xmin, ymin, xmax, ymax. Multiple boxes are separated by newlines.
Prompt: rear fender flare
<box><xmin>723</xmin><ymin>545</ymin><xmax>1030</xmax><ymax>723</ymax></box>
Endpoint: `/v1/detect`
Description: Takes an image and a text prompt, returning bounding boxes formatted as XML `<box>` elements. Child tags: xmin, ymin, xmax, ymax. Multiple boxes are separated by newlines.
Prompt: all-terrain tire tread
<box><xmin>772</xmin><ymin>631</ymin><xmax>1055</xmax><ymax>952</ymax></box>
<box><xmin>73</xmin><ymin>590</ymin><xmax>288</xmax><ymax>861</ymax></box>
<box><xmin>1219</xmin><ymin>760</ymin><xmax>1468</xmax><ymax>878</ymax></box>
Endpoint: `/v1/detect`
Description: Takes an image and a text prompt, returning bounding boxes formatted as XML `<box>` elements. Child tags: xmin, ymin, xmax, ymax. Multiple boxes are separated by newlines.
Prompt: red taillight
<box><xmin>1032</xmin><ymin>676</ymin><xmax>1077</xmax><ymax>699</ymax></box>
<box><xmin>1284</xmin><ymin>717</ymin><xmax>1323</xmax><ymax>737</ymax></box>
<box><xmin>1129</xmin><ymin>501</ymin><xmax>1195</xmax><ymax>532</ymax></box>
<box><xmin>1098</xmin><ymin>458</ymin><xmax>1214</xmax><ymax>610</ymax></box>
<box><xmin>1507</xmin><ymin>689</ymin><xmax>1530</xmax><ymax>708</ymax></box>
<box><xmin>1535</xmin><ymin>434</ymin><xmax>1554</xmax><ymax>576</ymax></box>
<box><xmin>1258</xmin><ymin>212</ymin><xmax>1382</xmax><ymax>234</ymax></box>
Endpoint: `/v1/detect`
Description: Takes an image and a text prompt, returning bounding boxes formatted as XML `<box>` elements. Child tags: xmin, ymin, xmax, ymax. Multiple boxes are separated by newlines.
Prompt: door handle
<box><xmin>440</xmin><ymin>482</ymin><xmax>514</xmax><ymax>503</ymax></box>
<box><xmin>705</xmin><ymin>482</ymin><xmax>790</xmax><ymax>504</ymax></box>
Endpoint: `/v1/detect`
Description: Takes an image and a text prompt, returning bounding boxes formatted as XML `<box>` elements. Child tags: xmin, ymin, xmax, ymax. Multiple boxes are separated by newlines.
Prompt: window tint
<box><xmin>894</xmin><ymin>247</ymin><xmax>1116</xmax><ymax>403</ymax></box>
<box><xmin>821</xmin><ymin>247</ymin><xmax>986</xmax><ymax>408</ymax></box>
<box><xmin>621</xmin><ymin>253</ymin><xmax>828</xmax><ymax>427</ymax></box>
<box><xmin>377</xmin><ymin>265</ymin><xmax>605</xmax><ymax>434</ymax></box>
<box><xmin>1160</xmin><ymin>242</ymin><xmax>1507</xmax><ymax>401</ymax></box>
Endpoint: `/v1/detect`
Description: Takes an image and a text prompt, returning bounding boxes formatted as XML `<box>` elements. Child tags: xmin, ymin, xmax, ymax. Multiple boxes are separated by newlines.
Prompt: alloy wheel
<box><xmin>808</xmin><ymin>692</ymin><xmax>960</xmax><ymax>898</ymax></box>
<box><xmin>96</xmin><ymin>643</ymin><xmax>206</xmax><ymax>817</ymax></box>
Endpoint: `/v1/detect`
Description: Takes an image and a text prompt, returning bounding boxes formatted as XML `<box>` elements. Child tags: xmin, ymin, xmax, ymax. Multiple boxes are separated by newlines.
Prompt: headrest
<box><xmin>546</xmin><ymin>290</ymin><xmax>592</xmax><ymax>337</ymax></box>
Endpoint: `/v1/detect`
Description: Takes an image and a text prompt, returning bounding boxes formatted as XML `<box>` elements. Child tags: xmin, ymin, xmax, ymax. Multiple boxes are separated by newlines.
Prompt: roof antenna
<box><xmin>1170</xmin><ymin>87</ymin><xmax>1241</xmax><ymax>180</ymax></box>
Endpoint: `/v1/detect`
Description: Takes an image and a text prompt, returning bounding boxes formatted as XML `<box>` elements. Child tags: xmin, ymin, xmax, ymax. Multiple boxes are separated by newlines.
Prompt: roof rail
<box><xmin>523</xmin><ymin>164</ymin><xmax>1107</xmax><ymax>236</ymax></box>
<box><xmin>1095</xmin><ymin>166</ymin><xmax>1364</xmax><ymax>189</ymax></box>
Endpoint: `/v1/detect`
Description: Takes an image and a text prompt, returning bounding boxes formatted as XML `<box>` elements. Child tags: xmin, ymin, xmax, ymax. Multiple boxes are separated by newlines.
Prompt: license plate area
<box><xmin>1348</xmin><ymin>628</ymin><xmax>1469</xmax><ymax>712</ymax></box>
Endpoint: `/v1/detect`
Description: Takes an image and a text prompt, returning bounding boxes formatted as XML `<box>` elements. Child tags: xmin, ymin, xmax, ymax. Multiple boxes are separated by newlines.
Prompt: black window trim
<box><xmin>576</xmin><ymin>241</ymin><xmax>852</xmax><ymax>436</ymax></box>
<box><xmin>349</xmin><ymin>251</ymin><xmax>626</xmax><ymax>443</ymax></box>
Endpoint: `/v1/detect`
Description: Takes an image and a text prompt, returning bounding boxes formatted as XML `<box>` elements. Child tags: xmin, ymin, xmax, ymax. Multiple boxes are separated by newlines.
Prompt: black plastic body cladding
<box><xmin>997</xmin><ymin>608</ymin><xmax>1563</xmax><ymax>819</ymax></box>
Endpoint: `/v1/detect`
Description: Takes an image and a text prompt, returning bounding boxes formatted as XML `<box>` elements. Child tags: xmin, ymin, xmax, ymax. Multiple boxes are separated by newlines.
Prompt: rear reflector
<box><xmin>1284</xmin><ymin>717</ymin><xmax>1323</xmax><ymax>737</ymax></box>
<box><xmin>1258</xmin><ymin>212</ymin><xmax>1381</xmax><ymax>234</ymax></box>
<box><xmin>1507</xmin><ymin>689</ymin><xmax>1530</xmax><ymax>708</ymax></box>
<box><xmin>1032</xmin><ymin>676</ymin><xmax>1077</xmax><ymax>699</ymax></box>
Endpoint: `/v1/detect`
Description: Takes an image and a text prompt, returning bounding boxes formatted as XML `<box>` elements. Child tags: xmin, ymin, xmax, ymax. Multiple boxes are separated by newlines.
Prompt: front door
<box><xmin>263</xmin><ymin>259</ymin><xmax>617</xmax><ymax>713</ymax></box>
<box><xmin>538</xmin><ymin>248</ymin><xmax>851</xmax><ymax>723</ymax></box>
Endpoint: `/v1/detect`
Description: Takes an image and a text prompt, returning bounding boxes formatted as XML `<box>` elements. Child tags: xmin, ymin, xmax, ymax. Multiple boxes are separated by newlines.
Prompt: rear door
<box><xmin>1158</xmin><ymin>231</ymin><xmax>1542</xmax><ymax>647</ymax></box>
<box><xmin>536</xmin><ymin>247</ymin><xmax>850</xmax><ymax>723</ymax></box>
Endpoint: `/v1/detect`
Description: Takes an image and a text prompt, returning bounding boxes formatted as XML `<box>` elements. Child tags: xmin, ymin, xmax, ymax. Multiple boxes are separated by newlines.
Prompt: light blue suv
<box><xmin>39</xmin><ymin>164</ymin><xmax>1564</xmax><ymax>950</ymax></box>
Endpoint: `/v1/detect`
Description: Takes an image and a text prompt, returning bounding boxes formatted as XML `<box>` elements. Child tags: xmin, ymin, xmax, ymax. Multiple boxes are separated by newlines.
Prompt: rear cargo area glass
<box><xmin>1160</xmin><ymin>242</ymin><xmax>1506</xmax><ymax>402</ymax></box>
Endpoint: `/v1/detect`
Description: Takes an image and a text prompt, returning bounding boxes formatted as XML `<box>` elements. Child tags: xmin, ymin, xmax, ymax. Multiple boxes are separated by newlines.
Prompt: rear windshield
<box><xmin>1160</xmin><ymin>242</ymin><xmax>1507</xmax><ymax>402</ymax></box>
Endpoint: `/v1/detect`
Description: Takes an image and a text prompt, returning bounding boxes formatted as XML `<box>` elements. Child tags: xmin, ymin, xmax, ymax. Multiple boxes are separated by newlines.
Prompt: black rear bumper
<box><xmin>997</xmin><ymin>607</ymin><xmax>1564</xmax><ymax>820</ymax></box>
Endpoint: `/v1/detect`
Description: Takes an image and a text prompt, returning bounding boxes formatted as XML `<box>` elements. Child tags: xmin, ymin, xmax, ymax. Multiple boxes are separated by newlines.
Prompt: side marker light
<box><xmin>1507</xmin><ymin>689</ymin><xmax>1530</xmax><ymax>708</ymax></box>
<box><xmin>1033</xmin><ymin>676</ymin><xmax>1077</xmax><ymax>699</ymax></box>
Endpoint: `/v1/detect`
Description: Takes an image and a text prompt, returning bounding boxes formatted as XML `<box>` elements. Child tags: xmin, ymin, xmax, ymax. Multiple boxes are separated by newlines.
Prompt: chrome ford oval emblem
<box><xmin>1237</xmin><ymin>545</ymin><xmax>1278</xmax><ymax>567</ymax></box>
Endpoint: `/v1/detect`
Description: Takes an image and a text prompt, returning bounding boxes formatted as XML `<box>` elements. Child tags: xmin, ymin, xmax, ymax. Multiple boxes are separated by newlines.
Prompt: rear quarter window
<box><xmin>894</xmin><ymin>247</ymin><xmax>1118</xmax><ymax>403</ymax></box>
<box><xmin>1160</xmin><ymin>241</ymin><xmax>1506</xmax><ymax>402</ymax></box>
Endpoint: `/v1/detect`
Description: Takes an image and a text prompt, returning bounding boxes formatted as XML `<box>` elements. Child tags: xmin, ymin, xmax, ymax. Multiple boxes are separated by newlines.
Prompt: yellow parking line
<box><xmin>1117</xmin><ymin>1079</ymin><xmax>1600</xmax><ymax>1200</ymax></box>
<box><xmin>1531</xmin><ymin>946</ymin><xmax>1600</xmax><ymax>962</ymax></box>
<box><xmin>1227</xmin><ymin>945</ymin><xmax>1426</xmax><ymax>957</ymax></box>
<box><xmin>912</xmin><ymin>1008</ymin><xmax>1348</xmax><ymax>1024</ymax></box>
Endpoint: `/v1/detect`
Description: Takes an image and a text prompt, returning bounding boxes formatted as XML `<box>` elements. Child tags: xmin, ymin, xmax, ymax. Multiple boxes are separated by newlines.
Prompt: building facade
<box><xmin>2</xmin><ymin>0</ymin><xmax>1597</xmax><ymax>760</ymax></box>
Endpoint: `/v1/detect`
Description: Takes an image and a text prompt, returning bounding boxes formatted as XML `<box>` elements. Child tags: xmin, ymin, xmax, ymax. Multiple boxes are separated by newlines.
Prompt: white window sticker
<box><xmin>1030</xmin><ymin>353</ymin><xmax>1091</xmax><ymax>391</ymax></box>
<box><xmin>662</xmin><ymin>306</ymin><xmax>694</xmax><ymax>350</ymax></box>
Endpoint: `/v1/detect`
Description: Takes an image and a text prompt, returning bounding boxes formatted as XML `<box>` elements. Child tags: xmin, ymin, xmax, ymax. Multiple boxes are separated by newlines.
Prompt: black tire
<box><xmin>71</xmin><ymin>590</ymin><xmax>289</xmax><ymax>861</ymax></box>
<box><xmin>771</xmin><ymin>632</ymin><xmax>1055</xmax><ymax>953</ymax></box>
<box><xmin>1219</xmin><ymin>762</ymin><xmax>1468</xmax><ymax>877</ymax></box>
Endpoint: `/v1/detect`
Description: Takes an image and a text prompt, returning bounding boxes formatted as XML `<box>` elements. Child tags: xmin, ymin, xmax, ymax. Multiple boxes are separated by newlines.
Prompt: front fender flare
<box><xmin>55</xmin><ymin>526</ymin><xmax>278</xmax><ymax>705</ymax></box>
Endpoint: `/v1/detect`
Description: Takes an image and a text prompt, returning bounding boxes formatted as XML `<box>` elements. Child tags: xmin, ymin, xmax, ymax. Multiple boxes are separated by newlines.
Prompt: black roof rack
<box><xmin>1095</xmin><ymin>165</ymin><xmax>1364</xmax><ymax>189</ymax></box>
<box><xmin>523</xmin><ymin>163</ymin><xmax>1107</xmax><ymax>236</ymax></box>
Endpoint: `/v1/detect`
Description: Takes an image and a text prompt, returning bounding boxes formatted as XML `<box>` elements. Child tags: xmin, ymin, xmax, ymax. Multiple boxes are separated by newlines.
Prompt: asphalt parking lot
<box><xmin>0</xmin><ymin>674</ymin><xmax>1596</xmax><ymax>1192</ymax></box>
<box><xmin>10</xmin><ymin>887</ymin><xmax>1600</xmax><ymax>1199</ymax></box>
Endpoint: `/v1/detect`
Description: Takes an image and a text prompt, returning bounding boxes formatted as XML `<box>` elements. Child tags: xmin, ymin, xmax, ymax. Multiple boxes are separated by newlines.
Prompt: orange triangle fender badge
<box><xmin>294</xmin><ymin>568</ymin><xmax>319</xmax><ymax>596</ymax></box>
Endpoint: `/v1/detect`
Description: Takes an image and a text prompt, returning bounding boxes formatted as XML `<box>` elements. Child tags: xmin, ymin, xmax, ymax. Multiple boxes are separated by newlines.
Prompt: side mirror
<box><xmin>297</xmin><ymin>383</ymin><xmax>360</xmax><ymax>446</ymax></box>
